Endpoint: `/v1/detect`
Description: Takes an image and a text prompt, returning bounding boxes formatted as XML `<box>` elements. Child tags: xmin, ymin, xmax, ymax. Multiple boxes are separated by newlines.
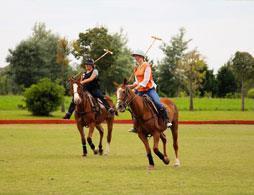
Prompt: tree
<box><xmin>216</xmin><ymin>64</ymin><xmax>237</xmax><ymax>97</ymax></box>
<box><xmin>6</xmin><ymin>40</ymin><xmax>45</xmax><ymax>88</ymax></box>
<box><xmin>177</xmin><ymin>49</ymin><xmax>206</xmax><ymax>111</ymax></box>
<box><xmin>157</xmin><ymin>28</ymin><xmax>191</xmax><ymax>97</ymax></box>
<box><xmin>105</xmin><ymin>30</ymin><xmax>133</xmax><ymax>91</ymax></box>
<box><xmin>6</xmin><ymin>23</ymin><xmax>70</xmax><ymax>90</ymax></box>
<box><xmin>56</xmin><ymin>37</ymin><xmax>71</xmax><ymax>112</ymax></box>
<box><xmin>31</xmin><ymin>23</ymin><xmax>63</xmax><ymax>81</ymax></box>
<box><xmin>72</xmin><ymin>27</ymin><xmax>133</xmax><ymax>94</ymax></box>
<box><xmin>199</xmin><ymin>66</ymin><xmax>217</xmax><ymax>97</ymax></box>
<box><xmin>232</xmin><ymin>51</ymin><xmax>254</xmax><ymax>111</ymax></box>
<box><xmin>0</xmin><ymin>66</ymin><xmax>20</xmax><ymax>94</ymax></box>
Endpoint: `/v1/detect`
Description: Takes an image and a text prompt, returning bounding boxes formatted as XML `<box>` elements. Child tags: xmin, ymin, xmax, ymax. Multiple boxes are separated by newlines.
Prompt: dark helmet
<box><xmin>82</xmin><ymin>58</ymin><xmax>94</xmax><ymax>67</ymax></box>
<box><xmin>85</xmin><ymin>58</ymin><xmax>94</xmax><ymax>66</ymax></box>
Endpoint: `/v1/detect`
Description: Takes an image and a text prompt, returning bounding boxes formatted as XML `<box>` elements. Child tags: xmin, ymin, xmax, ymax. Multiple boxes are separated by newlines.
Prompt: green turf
<box><xmin>171</xmin><ymin>97</ymin><xmax>254</xmax><ymax>111</ymax></box>
<box><xmin>1</xmin><ymin>95</ymin><xmax>253</xmax><ymax>111</ymax></box>
<box><xmin>1</xmin><ymin>110</ymin><xmax>254</xmax><ymax>121</ymax></box>
<box><xmin>0</xmin><ymin>124</ymin><xmax>253</xmax><ymax>194</ymax></box>
<box><xmin>0</xmin><ymin>95</ymin><xmax>253</xmax><ymax>120</ymax></box>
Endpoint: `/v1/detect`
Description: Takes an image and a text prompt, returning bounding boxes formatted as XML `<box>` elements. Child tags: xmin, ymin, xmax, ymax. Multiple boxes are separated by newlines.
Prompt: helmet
<box><xmin>131</xmin><ymin>50</ymin><xmax>145</xmax><ymax>58</ymax></box>
<box><xmin>82</xmin><ymin>58</ymin><xmax>94</xmax><ymax>66</ymax></box>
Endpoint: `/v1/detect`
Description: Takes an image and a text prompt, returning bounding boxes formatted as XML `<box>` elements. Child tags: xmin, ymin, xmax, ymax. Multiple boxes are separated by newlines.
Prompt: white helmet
<box><xmin>131</xmin><ymin>50</ymin><xmax>145</xmax><ymax>58</ymax></box>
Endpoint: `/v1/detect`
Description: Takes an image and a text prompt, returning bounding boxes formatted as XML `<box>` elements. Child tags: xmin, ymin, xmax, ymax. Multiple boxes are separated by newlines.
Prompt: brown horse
<box><xmin>116</xmin><ymin>79</ymin><xmax>180</xmax><ymax>169</ymax></box>
<box><xmin>69</xmin><ymin>78</ymin><xmax>114</xmax><ymax>156</ymax></box>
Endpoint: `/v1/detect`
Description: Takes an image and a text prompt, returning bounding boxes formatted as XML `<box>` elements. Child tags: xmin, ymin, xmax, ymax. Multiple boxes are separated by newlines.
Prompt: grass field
<box><xmin>0</xmin><ymin>95</ymin><xmax>253</xmax><ymax>120</ymax></box>
<box><xmin>0</xmin><ymin>124</ymin><xmax>254</xmax><ymax>194</ymax></box>
<box><xmin>1</xmin><ymin>95</ymin><xmax>254</xmax><ymax>111</ymax></box>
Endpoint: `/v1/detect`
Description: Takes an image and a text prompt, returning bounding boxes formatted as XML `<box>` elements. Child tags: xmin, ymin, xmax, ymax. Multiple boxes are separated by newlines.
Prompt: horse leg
<box><xmin>138</xmin><ymin>132</ymin><xmax>154</xmax><ymax>170</ymax></box>
<box><xmin>160</xmin><ymin>132</ymin><xmax>170</xmax><ymax>164</ymax></box>
<box><xmin>87</xmin><ymin>123</ymin><xmax>98</xmax><ymax>155</ymax></box>
<box><xmin>171</xmin><ymin>121</ymin><xmax>180</xmax><ymax>167</ymax></box>
<box><xmin>77</xmin><ymin>123</ymin><xmax>87</xmax><ymax>157</ymax></box>
<box><xmin>96</xmin><ymin>124</ymin><xmax>104</xmax><ymax>155</ymax></box>
<box><xmin>105</xmin><ymin>118</ymin><xmax>113</xmax><ymax>155</ymax></box>
<box><xmin>153</xmin><ymin>131</ymin><xmax>169</xmax><ymax>165</ymax></box>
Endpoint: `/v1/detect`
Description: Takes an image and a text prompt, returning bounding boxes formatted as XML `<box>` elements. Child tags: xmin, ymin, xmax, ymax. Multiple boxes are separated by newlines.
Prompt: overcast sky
<box><xmin>0</xmin><ymin>0</ymin><xmax>253</xmax><ymax>72</ymax></box>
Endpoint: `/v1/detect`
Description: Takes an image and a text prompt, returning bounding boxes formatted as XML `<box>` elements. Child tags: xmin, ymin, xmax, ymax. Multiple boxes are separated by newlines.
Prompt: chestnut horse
<box><xmin>116</xmin><ymin>80</ymin><xmax>180</xmax><ymax>169</ymax></box>
<box><xmin>70</xmin><ymin>78</ymin><xmax>114</xmax><ymax>156</ymax></box>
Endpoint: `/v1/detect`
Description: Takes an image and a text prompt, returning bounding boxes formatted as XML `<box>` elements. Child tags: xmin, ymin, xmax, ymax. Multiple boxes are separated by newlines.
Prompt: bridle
<box><xmin>117</xmin><ymin>87</ymin><xmax>137</xmax><ymax>109</ymax></box>
<box><xmin>69</xmin><ymin>79</ymin><xmax>92</xmax><ymax>115</ymax></box>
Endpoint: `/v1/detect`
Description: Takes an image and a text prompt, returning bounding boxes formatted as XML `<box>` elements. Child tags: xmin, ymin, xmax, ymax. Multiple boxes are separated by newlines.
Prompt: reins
<box><xmin>122</xmin><ymin>87</ymin><xmax>156</xmax><ymax>123</ymax></box>
<box><xmin>75</xmin><ymin>86</ymin><xmax>94</xmax><ymax>116</ymax></box>
<box><xmin>123</xmin><ymin>88</ymin><xmax>138</xmax><ymax>107</ymax></box>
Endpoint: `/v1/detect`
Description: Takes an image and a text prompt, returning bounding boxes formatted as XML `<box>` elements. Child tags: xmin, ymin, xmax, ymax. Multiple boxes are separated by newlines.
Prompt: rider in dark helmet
<box><xmin>63</xmin><ymin>58</ymin><xmax>114</xmax><ymax>119</ymax></box>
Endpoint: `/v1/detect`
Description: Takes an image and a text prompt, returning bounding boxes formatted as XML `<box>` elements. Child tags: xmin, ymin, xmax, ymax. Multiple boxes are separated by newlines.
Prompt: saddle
<box><xmin>142</xmin><ymin>94</ymin><xmax>159</xmax><ymax>115</ymax></box>
<box><xmin>142</xmin><ymin>95</ymin><xmax>169</xmax><ymax>125</ymax></box>
<box><xmin>86</xmin><ymin>92</ymin><xmax>104</xmax><ymax>114</ymax></box>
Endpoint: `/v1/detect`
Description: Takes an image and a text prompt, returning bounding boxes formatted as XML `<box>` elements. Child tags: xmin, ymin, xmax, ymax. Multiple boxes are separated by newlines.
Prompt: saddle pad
<box><xmin>88</xmin><ymin>93</ymin><xmax>105</xmax><ymax>108</ymax></box>
<box><xmin>143</xmin><ymin>94</ymin><xmax>159</xmax><ymax>114</ymax></box>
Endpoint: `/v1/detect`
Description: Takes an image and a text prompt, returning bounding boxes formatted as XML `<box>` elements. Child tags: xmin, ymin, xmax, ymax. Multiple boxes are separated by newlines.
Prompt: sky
<box><xmin>0</xmin><ymin>0</ymin><xmax>253</xmax><ymax>72</ymax></box>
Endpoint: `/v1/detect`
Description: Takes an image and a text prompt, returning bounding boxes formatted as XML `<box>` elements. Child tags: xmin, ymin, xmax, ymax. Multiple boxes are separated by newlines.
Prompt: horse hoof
<box><xmin>163</xmin><ymin>157</ymin><xmax>170</xmax><ymax>165</ymax></box>
<box><xmin>99</xmin><ymin>149</ymin><xmax>103</xmax><ymax>155</ymax></box>
<box><xmin>93</xmin><ymin>149</ymin><xmax>98</xmax><ymax>155</ymax></box>
<box><xmin>147</xmin><ymin>165</ymin><xmax>155</xmax><ymax>170</ymax></box>
<box><xmin>82</xmin><ymin>154</ymin><xmax>87</xmax><ymax>157</ymax></box>
<box><xmin>173</xmin><ymin>159</ymin><xmax>180</xmax><ymax>167</ymax></box>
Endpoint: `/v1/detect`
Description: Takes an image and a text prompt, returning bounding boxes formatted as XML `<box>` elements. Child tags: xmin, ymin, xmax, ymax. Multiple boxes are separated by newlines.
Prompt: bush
<box><xmin>24</xmin><ymin>78</ymin><xmax>64</xmax><ymax>116</ymax></box>
<box><xmin>247</xmin><ymin>88</ymin><xmax>254</xmax><ymax>99</ymax></box>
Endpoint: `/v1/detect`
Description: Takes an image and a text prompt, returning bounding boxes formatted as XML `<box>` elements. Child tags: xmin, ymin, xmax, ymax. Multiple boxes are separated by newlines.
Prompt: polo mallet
<box><xmin>71</xmin><ymin>49</ymin><xmax>113</xmax><ymax>79</ymax></box>
<box><xmin>128</xmin><ymin>36</ymin><xmax>163</xmax><ymax>83</ymax></box>
<box><xmin>144</xmin><ymin>36</ymin><xmax>162</xmax><ymax>55</ymax></box>
<box><xmin>94</xmin><ymin>49</ymin><xmax>113</xmax><ymax>63</ymax></box>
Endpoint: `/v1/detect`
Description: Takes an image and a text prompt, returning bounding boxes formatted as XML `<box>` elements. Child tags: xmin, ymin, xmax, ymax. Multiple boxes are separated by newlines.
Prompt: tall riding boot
<box><xmin>63</xmin><ymin>99</ymin><xmax>75</xmax><ymax>119</ymax></box>
<box><xmin>100</xmin><ymin>98</ymin><xmax>115</xmax><ymax>115</ymax></box>
<box><xmin>159</xmin><ymin>107</ymin><xmax>172</xmax><ymax>128</ymax></box>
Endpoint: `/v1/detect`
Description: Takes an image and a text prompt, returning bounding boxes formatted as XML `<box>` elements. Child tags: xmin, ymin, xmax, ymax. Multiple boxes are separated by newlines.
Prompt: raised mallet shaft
<box><xmin>94</xmin><ymin>49</ymin><xmax>113</xmax><ymax>63</ymax></box>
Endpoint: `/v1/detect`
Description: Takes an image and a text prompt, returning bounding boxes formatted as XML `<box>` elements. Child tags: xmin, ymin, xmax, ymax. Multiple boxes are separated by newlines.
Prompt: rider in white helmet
<box><xmin>127</xmin><ymin>50</ymin><xmax>172</xmax><ymax>132</ymax></box>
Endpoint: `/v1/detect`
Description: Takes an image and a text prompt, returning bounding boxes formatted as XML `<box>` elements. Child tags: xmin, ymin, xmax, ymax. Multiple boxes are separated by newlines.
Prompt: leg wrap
<box><xmin>147</xmin><ymin>153</ymin><xmax>154</xmax><ymax>166</ymax></box>
<box><xmin>87</xmin><ymin>137</ymin><xmax>95</xmax><ymax>150</ymax></box>
<box><xmin>154</xmin><ymin>148</ymin><xmax>164</xmax><ymax>161</ymax></box>
<box><xmin>82</xmin><ymin>144</ymin><xmax>87</xmax><ymax>154</ymax></box>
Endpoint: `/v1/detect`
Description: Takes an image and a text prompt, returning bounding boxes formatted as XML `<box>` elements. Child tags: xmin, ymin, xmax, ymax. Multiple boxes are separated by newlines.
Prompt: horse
<box><xmin>69</xmin><ymin>78</ymin><xmax>115</xmax><ymax>156</ymax></box>
<box><xmin>116</xmin><ymin>79</ymin><xmax>180</xmax><ymax>169</ymax></box>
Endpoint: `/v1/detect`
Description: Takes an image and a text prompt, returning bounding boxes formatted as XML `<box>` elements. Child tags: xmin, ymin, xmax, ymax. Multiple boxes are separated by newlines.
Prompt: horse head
<box><xmin>116</xmin><ymin>79</ymin><xmax>133</xmax><ymax>112</ymax></box>
<box><xmin>69</xmin><ymin>77</ymin><xmax>82</xmax><ymax>105</ymax></box>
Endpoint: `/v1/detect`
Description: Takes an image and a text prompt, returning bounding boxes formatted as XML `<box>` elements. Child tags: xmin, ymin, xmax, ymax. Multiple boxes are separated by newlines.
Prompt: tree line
<box><xmin>0</xmin><ymin>23</ymin><xmax>253</xmax><ymax>111</ymax></box>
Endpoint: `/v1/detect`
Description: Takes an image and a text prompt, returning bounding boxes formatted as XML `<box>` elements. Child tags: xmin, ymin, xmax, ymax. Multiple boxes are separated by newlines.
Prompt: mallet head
<box><xmin>103</xmin><ymin>49</ymin><xmax>113</xmax><ymax>55</ymax></box>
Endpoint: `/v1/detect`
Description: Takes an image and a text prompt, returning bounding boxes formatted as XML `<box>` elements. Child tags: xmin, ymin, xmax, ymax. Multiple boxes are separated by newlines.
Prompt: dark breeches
<box><xmin>90</xmin><ymin>89</ymin><xmax>111</xmax><ymax>110</ymax></box>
